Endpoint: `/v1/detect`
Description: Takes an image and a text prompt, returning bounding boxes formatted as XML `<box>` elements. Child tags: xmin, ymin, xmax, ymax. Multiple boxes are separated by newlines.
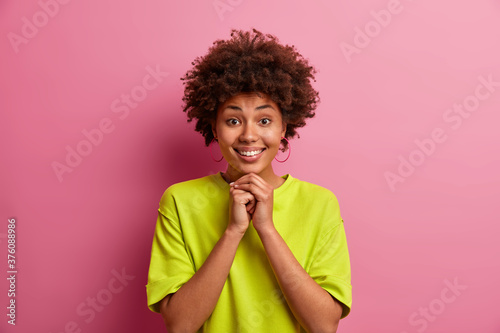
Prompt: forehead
<box><xmin>218</xmin><ymin>92</ymin><xmax>280</xmax><ymax>111</ymax></box>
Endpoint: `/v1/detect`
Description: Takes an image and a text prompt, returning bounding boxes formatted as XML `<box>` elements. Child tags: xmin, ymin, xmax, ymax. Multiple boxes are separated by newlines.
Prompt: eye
<box><xmin>259</xmin><ymin>118</ymin><xmax>271</xmax><ymax>125</ymax></box>
<box><xmin>226</xmin><ymin>118</ymin><xmax>240</xmax><ymax>126</ymax></box>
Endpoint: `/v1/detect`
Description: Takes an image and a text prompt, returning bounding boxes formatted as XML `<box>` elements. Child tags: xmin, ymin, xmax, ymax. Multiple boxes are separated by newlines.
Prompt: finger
<box><xmin>231</xmin><ymin>189</ymin><xmax>255</xmax><ymax>206</ymax></box>
<box><xmin>231</xmin><ymin>174</ymin><xmax>273</xmax><ymax>204</ymax></box>
<box><xmin>233</xmin><ymin>183</ymin><xmax>271</xmax><ymax>202</ymax></box>
<box><xmin>234</xmin><ymin>173</ymin><xmax>272</xmax><ymax>193</ymax></box>
<box><xmin>233</xmin><ymin>172</ymin><xmax>265</xmax><ymax>186</ymax></box>
<box><xmin>233</xmin><ymin>175</ymin><xmax>264</xmax><ymax>190</ymax></box>
<box><xmin>246</xmin><ymin>197</ymin><xmax>256</xmax><ymax>213</ymax></box>
<box><xmin>231</xmin><ymin>185</ymin><xmax>258</xmax><ymax>207</ymax></box>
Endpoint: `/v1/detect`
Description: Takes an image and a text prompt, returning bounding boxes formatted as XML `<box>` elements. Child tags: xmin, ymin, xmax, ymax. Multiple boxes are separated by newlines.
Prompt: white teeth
<box><xmin>238</xmin><ymin>149</ymin><xmax>263</xmax><ymax>156</ymax></box>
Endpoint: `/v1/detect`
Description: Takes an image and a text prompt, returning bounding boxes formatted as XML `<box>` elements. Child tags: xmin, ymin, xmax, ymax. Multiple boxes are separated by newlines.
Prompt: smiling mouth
<box><xmin>235</xmin><ymin>149</ymin><xmax>265</xmax><ymax>157</ymax></box>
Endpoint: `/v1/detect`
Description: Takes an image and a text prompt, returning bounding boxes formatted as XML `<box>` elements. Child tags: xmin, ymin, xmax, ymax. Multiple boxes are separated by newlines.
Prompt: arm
<box><xmin>159</xmin><ymin>227</ymin><xmax>244</xmax><ymax>333</ymax></box>
<box><xmin>233</xmin><ymin>173</ymin><xmax>343</xmax><ymax>333</ymax></box>
<box><xmin>159</xmin><ymin>185</ymin><xmax>255</xmax><ymax>333</ymax></box>
<box><xmin>256</xmin><ymin>227</ymin><xmax>343</xmax><ymax>333</ymax></box>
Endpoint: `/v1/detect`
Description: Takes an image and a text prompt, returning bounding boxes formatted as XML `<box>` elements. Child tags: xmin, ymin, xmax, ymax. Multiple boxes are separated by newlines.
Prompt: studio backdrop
<box><xmin>1</xmin><ymin>0</ymin><xmax>499</xmax><ymax>332</ymax></box>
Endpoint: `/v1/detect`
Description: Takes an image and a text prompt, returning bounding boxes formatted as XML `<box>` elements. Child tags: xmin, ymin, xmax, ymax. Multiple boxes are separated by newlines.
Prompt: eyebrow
<box><xmin>224</xmin><ymin>104</ymin><xmax>275</xmax><ymax>111</ymax></box>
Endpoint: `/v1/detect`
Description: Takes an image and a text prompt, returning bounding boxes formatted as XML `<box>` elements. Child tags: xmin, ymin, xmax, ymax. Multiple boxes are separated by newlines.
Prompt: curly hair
<box><xmin>181</xmin><ymin>28</ymin><xmax>319</xmax><ymax>150</ymax></box>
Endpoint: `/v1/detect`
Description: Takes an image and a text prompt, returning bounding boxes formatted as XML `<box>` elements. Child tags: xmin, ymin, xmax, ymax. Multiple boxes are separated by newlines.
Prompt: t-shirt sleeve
<box><xmin>146</xmin><ymin>189</ymin><xmax>195</xmax><ymax>313</ymax></box>
<box><xmin>309</xmin><ymin>195</ymin><xmax>352</xmax><ymax>319</ymax></box>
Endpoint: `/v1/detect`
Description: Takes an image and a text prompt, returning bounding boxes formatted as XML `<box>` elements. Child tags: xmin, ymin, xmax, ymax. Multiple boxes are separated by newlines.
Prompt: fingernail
<box><xmin>229</xmin><ymin>182</ymin><xmax>234</xmax><ymax>186</ymax></box>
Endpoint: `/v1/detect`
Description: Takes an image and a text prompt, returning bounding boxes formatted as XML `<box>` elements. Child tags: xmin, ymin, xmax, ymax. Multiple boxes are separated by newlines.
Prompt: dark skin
<box><xmin>159</xmin><ymin>93</ymin><xmax>343</xmax><ymax>333</ymax></box>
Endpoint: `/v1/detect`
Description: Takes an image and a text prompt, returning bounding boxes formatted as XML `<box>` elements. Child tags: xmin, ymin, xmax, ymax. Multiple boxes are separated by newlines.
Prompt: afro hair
<box><xmin>181</xmin><ymin>28</ymin><xmax>320</xmax><ymax>150</ymax></box>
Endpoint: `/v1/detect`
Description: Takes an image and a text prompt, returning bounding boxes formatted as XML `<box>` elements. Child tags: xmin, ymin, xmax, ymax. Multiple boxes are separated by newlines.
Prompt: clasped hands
<box><xmin>228</xmin><ymin>173</ymin><xmax>275</xmax><ymax>235</ymax></box>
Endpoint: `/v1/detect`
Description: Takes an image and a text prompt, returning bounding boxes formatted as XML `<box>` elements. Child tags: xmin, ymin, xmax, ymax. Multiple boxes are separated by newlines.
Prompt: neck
<box><xmin>222</xmin><ymin>166</ymin><xmax>285</xmax><ymax>189</ymax></box>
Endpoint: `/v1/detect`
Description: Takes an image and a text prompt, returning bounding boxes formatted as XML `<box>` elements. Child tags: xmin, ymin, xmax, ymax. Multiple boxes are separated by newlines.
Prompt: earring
<box><xmin>274</xmin><ymin>137</ymin><xmax>291</xmax><ymax>163</ymax></box>
<box><xmin>210</xmin><ymin>138</ymin><xmax>223</xmax><ymax>162</ymax></box>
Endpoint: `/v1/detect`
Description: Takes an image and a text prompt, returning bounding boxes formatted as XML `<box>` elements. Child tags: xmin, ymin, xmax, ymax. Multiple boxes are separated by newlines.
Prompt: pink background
<box><xmin>1</xmin><ymin>0</ymin><xmax>500</xmax><ymax>332</ymax></box>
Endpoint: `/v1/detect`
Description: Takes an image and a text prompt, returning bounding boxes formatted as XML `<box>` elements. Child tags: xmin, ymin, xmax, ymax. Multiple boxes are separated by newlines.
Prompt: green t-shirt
<box><xmin>146</xmin><ymin>173</ymin><xmax>352</xmax><ymax>332</ymax></box>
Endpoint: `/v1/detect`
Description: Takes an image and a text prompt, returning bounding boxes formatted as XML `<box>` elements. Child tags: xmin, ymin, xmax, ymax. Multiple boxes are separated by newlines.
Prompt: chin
<box><xmin>236</xmin><ymin>166</ymin><xmax>263</xmax><ymax>175</ymax></box>
<box><xmin>231</xmin><ymin>162</ymin><xmax>267</xmax><ymax>176</ymax></box>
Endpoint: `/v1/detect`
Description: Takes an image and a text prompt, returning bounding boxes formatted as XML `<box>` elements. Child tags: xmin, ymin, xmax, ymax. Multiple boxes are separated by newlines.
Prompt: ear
<box><xmin>211</xmin><ymin>121</ymin><xmax>217</xmax><ymax>140</ymax></box>
<box><xmin>281</xmin><ymin>122</ymin><xmax>287</xmax><ymax>138</ymax></box>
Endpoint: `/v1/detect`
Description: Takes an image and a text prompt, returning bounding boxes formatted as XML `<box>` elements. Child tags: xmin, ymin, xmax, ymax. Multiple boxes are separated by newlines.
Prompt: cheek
<box><xmin>214</xmin><ymin>121</ymin><xmax>231</xmax><ymax>140</ymax></box>
<box><xmin>261</xmin><ymin>129</ymin><xmax>283</xmax><ymax>147</ymax></box>
<box><xmin>217</xmin><ymin>130</ymin><xmax>236</xmax><ymax>145</ymax></box>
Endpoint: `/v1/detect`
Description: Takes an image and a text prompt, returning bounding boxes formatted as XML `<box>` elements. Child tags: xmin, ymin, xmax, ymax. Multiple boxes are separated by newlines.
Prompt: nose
<box><xmin>239</xmin><ymin>123</ymin><xmax>258</xmax><ymax>143</ymax></box>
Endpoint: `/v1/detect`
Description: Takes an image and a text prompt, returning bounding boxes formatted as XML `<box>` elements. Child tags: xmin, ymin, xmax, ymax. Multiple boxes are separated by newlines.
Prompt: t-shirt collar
<box><xmin>213</xmin><ymin>172</ymin><xmax>293</xmax><ymax>195</ymax></box>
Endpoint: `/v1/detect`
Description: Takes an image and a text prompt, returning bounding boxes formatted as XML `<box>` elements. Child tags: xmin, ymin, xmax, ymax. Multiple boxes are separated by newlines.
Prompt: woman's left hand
<box><xmin>230</xmin><ymin>173</ymin><xmax>275</xmax><ymax>233</ymax></box>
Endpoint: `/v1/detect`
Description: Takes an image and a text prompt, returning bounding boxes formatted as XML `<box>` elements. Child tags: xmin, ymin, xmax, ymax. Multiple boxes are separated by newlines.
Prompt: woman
<box><xmin>147</xmin><ymin>29</ymin><xmax>352</xmax><ymax>332</ymax></box>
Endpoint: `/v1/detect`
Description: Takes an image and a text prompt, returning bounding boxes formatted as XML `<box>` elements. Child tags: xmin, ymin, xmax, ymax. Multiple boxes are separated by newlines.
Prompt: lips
<box><xmin>234</xmin><ymin>147</ymin><xmax>266</xmax><ymax>157</ymax></box>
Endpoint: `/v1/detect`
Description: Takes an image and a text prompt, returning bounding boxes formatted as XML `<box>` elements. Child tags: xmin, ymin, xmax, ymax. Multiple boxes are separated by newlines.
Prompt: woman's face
<box><xmin>213</xmin><ymin>92</ymin><xmax>286</xmax><ymax>181</ymax></box>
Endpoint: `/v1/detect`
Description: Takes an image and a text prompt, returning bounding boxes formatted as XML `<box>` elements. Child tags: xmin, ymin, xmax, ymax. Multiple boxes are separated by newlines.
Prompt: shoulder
<box><xmin>279</xmin><ymin>175</ymin><xmax>344</xmax><ymax>230</ymax></box>
<box><xmin>164</xmin><ymin>174</ymin><xmax>216</xmax><ymax>194</ymax></box>
<box><xmin>285</xmin><ymin>175</ymin><xmax>339</xmax><ymax>206</ymax></box>
<box><xmin>158</xmin><ymin>174</ymin><xmax>221</xmax><ymax>211</ymax></box>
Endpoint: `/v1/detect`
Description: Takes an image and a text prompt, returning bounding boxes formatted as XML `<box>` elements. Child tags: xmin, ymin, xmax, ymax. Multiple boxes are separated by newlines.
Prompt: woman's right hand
<box><xmin>227</xmin><ymin>184</ymin><xmax>255</xmax><ymax>235</ymax></box>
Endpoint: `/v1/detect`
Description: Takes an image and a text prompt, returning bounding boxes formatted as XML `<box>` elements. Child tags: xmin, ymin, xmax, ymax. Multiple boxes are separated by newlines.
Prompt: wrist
<box><xmin>254</xmin><ymin>223</ymin><xmax>277</xmax><ymax>238</ymax></box>
<box><xmin>224</xmin><ymin>225</ymin><xmax>247</xmax><ymax>240</ymax></box>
